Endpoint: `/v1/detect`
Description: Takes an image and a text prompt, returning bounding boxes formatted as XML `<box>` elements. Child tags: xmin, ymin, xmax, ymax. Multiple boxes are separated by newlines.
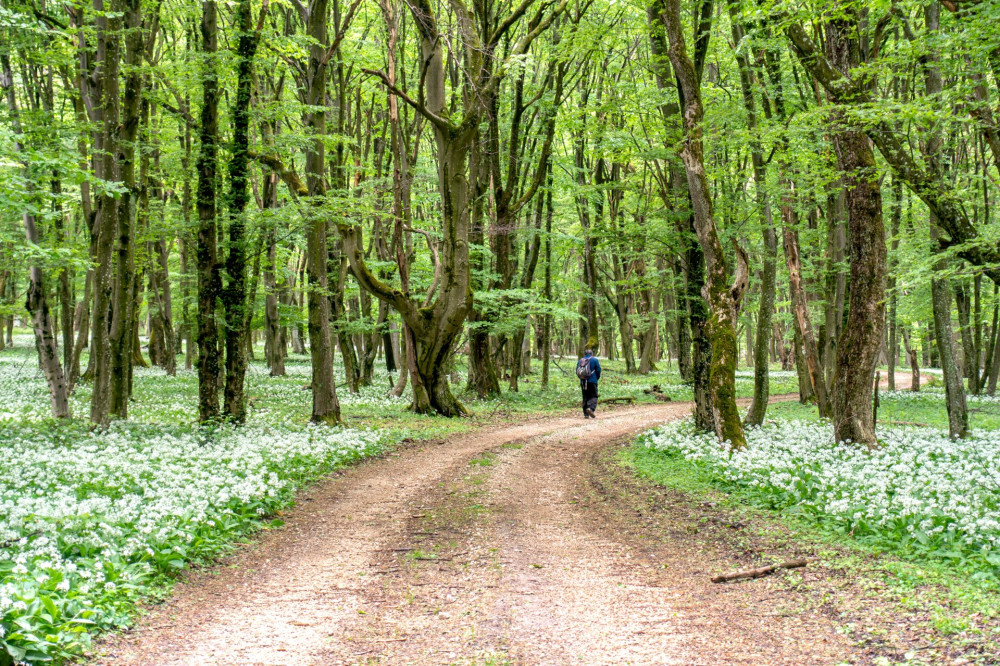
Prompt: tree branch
<box><xmin>248</xmin><ymin>151</ymin><xmax>308</xmax><ymax>197</ymax></box>
<box><xmin>319</xmin><ymin>0</ymin><xmax>363</xmax><ymax>69</ymax></box>
<box><xmin>362</xmin><ymin>67</ymin><xmax>454</xmax><ymax>132</ymax></box>
<box><xmin>784</xmin><ymin>19</ymin><xmax>1000</xmax><ymax>285</ymax></box>
<box><xmin>489</xmin><ymin>0</ymin><xmax>542</xmax><ymax>47</ymax></box>
<box><xmin>336</xmin><ymin>221</ymin><xmax>417</xmax><ymax>324</ymax></box>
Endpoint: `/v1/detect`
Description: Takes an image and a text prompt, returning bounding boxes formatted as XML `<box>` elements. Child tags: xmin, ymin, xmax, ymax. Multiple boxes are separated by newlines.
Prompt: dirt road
<box><xmin>96</xmin><ymin>399</ymin><xmax>859</xmax><ymax>665</ymax></box>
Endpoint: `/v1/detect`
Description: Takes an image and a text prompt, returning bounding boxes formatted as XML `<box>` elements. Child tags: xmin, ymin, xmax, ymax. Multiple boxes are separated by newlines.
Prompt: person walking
<box><xmin>576</xmin><ymin>349</ymin><xmax>602</xmax><ymax>418</ymax></box>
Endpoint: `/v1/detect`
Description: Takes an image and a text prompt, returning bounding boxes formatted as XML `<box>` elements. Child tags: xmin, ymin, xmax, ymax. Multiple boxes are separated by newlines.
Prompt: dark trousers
<box><xmin>581</xmin><ymin>381</ymin><xmax>598</xmax><ymax>415</ymax></box>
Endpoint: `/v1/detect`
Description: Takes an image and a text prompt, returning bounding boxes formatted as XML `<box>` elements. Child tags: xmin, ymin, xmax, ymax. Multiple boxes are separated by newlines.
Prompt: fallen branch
<box><xmin>710</xmin><ymin>558</ymin><xmax>811</xmax><ymax>583</ymax></box>
<box><xmin>599</xmin><ymin>396</ymin><xmax>635</xmax><ymax>405</ymax></box>
<box><xmin>0</xmin><ymin>530</ymin><xmax>42</xmax><ymax>549</ymax></box>
<box><xmin>550</xmin><ymin>356</ymin><xmax>569</xmax><ymax>375</ymax></box>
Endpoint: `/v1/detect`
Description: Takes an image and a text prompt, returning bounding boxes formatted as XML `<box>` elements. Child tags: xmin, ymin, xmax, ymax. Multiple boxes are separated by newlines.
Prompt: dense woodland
<box><xmin>2</xmin><ymin>0</ymin><xmax>1000</xmax><ymax>447</ymax></box>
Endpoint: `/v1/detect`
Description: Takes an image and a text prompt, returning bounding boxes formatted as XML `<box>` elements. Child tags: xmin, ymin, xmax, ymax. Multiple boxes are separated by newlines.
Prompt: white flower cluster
<box><xmin>642</xmin><ymin>419</ymin><xmax>1000</xmax><ymax>568</ymax></box>
<box><xmin>881</xmin><ymin>388</ymin><xmax>1000</xmax><ymax>407</ymax></box>
<box><xmin>0</xmin><ymin>420</ymin><xmax>383</xmax><ymax>659</ymax></box>
<box><xmin>0</xmin><ymin>341</ymin><xmax>413</xmax><ymax>427</ymax></box>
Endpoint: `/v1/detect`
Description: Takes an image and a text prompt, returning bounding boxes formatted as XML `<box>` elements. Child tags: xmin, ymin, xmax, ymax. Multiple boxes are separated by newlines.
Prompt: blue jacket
<box><xmin>580</xmin><ymin>354</ymin><xmax>601</xmax><ymax>384</ymax></box>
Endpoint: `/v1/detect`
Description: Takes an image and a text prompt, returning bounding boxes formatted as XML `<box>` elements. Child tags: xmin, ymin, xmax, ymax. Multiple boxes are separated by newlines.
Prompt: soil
<box><xmin>95</xmin><ymin>381</ymin><xmax>942</xmax><ymax>665</ymax></box>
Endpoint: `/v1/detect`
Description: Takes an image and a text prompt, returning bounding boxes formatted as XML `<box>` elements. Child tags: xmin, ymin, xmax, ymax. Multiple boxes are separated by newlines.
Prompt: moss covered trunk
<box><xmin>660</xmin><ymin>0</ymin><xmax>747</xmax><ymax>448</ymax></box>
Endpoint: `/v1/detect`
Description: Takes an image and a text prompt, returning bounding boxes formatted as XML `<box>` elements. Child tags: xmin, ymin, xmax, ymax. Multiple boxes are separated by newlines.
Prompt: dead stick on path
<box><xmin>711</xmin><ymin>558</ymin><xmax>811</xmax><ymax>583</ymax></box>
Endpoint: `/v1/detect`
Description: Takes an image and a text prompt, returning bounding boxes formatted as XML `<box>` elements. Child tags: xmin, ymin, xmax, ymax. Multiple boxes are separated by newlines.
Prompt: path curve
<box><xmin>96</xmin><ymin>386</ymin><xmax>920</xmax><ymax>665</ymax></box>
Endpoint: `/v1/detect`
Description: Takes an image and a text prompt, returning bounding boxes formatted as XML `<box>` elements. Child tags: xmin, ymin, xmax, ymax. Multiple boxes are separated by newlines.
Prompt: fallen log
<box><xmin>710</xmin><ymin>558</ymin><xmax>811</xmax><ymax>583</ymax></box>
<box><xmin>599</xmin><ymin>396</ymin><xmax>635</xmax><ymax>405</ymax></box>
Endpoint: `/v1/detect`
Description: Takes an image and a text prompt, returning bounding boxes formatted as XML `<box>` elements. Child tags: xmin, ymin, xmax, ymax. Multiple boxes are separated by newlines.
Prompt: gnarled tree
<box><xmin>347</xmin><ymin>0</ymin><xmax>567</xmax><ymax>416</ymax></box>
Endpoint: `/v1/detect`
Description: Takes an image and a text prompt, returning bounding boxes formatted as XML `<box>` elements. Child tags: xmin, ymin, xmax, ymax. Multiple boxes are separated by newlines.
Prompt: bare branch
<box><xmin>248</xmin><ymin>151</ymin><xmax>308</xmax><ymax>197</ymax></box>
<box><xmin>362</xmin><ymin>67</ymin><xmax>454</xmax><ymax>132</ymax></box>
<box><xmin>319</xmin><ymin>0</ymin><xmax>363</xmax><ymax>69</ymax></box>
<box><xmin>256</xmin><ymin>0</ymin><xmax>270</xmax><ymax>34</ymax></box>
<box><xmin>489</xmin><ymin>0</ymin><xmax>541</xmax><ymax>47</ymax></box>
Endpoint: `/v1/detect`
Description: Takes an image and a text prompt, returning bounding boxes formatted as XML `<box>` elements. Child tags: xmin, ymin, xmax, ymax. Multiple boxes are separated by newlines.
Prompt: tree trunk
<box><xmin>26</xmin><ymin>220</ymin><xmax>72</xmax><ymax>419</ymax></box>
<box><xmin>931</xmin><ymin>217</ymin><xmax>970</xmax><ymax>437</ymax></box>
<box><xmin>955</xmin><ymin>283</ymin><xmax>977</xmax><ymax>391</ymax></box>
<box><xmin>88</xmin><ymin>0</ymin><xmax>125</xmax><ymax>425</ymax></box>
<box><xmin>332</xmin><ymin>249</ymin><xmax>360</xmax><ymax>394</ymax></box>
<box><xmin>221</xmin><ymin>0</ymin><xmax>262</xmax><ymax>422</ymax></box>
<box><xmin>672</xmin><ymin>259</ymin><xmax>693</xmax><ymax>381</ymax></box>
<box><xmin>195</xmin><ymin>0</ymin><xmax>223</xmax><ymax>422</ymax></box>
<box><xmin>687</xmin><ymin>213</ymin><xmax>716</xmax><ymax>434</ymax></box>
<box><xmin>637</xmin><ymin>272</ymin><xmax>659</xmax><ymax>374</ymax></box>
<box><xmin>1</xmin><ymin>56</ymin><xmax>71</xmax><ymax>418</ymax></box>
<box><xmin>730</xmin><ymin>13</ymin><xmax>777</xmax><ymax>426</ymax></box>
<box><xmin>304</xmin><ymin>0</ymin><xmax>341</xmax><ymax>424</ymax></box>
<box><xmin>508</xmin><ymin>155</ymin><xmax>554</xmax><ymax>392</ymax></box>
<box><xmin>150</xmin><ymin>238</ymin><xmax>177</xmax><ymax>375</ymax></box>
<box><xmin>660</xmin><ymin>0</ymin><xmax>747</xmax><ymax>448</ymax></box>
<box><xmin>574</xmin><ymin>97</ymin><xmax>600</xmax><ymax>354</ymax></box>
<box><xmin>988</xmin><ymin>293</ymin><xmax>1000</xmax><ymax>395</ymax></box>
<box><xmin>983</xmin><ymin>286</ymin><xmax>999</xmax><ymax>395</ymax></box>
<box><xmin>541</xmin><ymin>168</ymin><xmax>554</xmax><ymax>389</ymax></box>
<box><xmin>931</xmin><ymin>269</ymin><xmax>969</xmax><ymax>437</ymax></box>
<box><xmin>784</xmin><ymin>226</ymin><xmax>829</xmax><ymax>415</ymax></box>
<box><xmin>825</xmin><ymin>14</ymin><xmax>887</xmax><ymax>448</ymax></box>
<box><xmin>390</xmin><ymin>322</ymin><xmax>409</xmax><ymax>397</ymax></box>
<box><xmin>793</xmin><ymin>321</ymin><xmax>815</xmax><ymax>404</ymax></box>
<box><xmin>263</xmin><ymin>187</ymin><xmax>285</xmax><ymax>376</ymax></box>
<box><xmin>107</xmin><ymin>0</ymin><xmax>145</xmax><ymax>419</ymax></box>
<box><xmin>901</xmin><ymin>328</ymin><xmax>921</xmax><ymax>392</ymax></box>
<box><xmin>69</xmin><ymin>269</ymin><xmax>92</xmax><ymax>388</ymax></box>
<box><xmin>823</xmin><ymin>192</ymin><xmax>847</xmax><ymax>390</ymax></box>
<box><xmin>466</xmin><ymin>135</ymin><xmax>501</xmax><ymax>398</ymax></box>
<box><xmin>887</xmin><ymin>179</ymin><xmax>903</xmax><ymax>391</ymax></box>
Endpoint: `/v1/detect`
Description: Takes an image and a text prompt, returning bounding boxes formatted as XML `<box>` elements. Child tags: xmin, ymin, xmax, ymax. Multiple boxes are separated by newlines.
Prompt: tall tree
<box><xmin>659</xmin><ymin>0</ymin><xmax>749</xmax><ymax>448</ymax></box>
<box><xmin>221</xmin><ymin>0</ymin><xmax>268</xmax><ymax>422</ymax></box>
<box><xmin>302</xmin><ymin>0</ymin><xmax>344</xmax><ymax>424</ymax></box>
<box><xmin>822</xmin><ymin>7</ymin><xmax>887</xmax><ymax>447</ymax></box>
<box><xmin>195</xmin><ymin>0</ymin><xmax>223</xmax><ymax>422</ymax></box>
<box><xmin>348</xmin><ymin>0</ymin><xmax>567</xmax><ymax>415</ymax></box>
<box><xmin>1</xmin><ymin>54</ymin><xmax>71</xmax><ymax>419</ymax></box>
<box><xmin>730</xmin><ymin>9</ymin><xmax>777</xmax><ymax>426</ymax></box>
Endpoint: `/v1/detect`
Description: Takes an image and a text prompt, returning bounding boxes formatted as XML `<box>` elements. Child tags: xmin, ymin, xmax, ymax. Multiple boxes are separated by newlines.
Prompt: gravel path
<box><xmin>95</xmin><ymin>395</ymin><xmax>875</xmax><ymax>665</ymax></box>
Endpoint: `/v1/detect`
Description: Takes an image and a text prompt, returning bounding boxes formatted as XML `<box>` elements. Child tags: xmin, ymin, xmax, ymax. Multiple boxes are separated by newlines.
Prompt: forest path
<box><xmin>94</xmin><ymin>384</ymin><xmax>921</xmax><ymax>666</ymax></box>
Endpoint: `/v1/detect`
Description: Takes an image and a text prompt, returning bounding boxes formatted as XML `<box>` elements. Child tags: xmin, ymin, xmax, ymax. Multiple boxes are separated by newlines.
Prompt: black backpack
<box><xmin>576</xmin><ymin>357</ymin><xmax>593</xmax><ymax>381</ymax></box>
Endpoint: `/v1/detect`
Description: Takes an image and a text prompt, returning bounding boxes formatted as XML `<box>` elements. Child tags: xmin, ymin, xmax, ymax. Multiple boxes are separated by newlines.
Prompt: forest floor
<box><xmin>93</xmin><ymin>381</ymin><xmax>946</xmax><ymax>666</ymax></box>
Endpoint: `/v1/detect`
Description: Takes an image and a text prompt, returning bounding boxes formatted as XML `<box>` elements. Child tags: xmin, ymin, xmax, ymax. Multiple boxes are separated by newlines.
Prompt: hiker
<box><xmin>576</xmin><ymin>349</ymin><xmax>602</xmax><ymax>418</ymax></box>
